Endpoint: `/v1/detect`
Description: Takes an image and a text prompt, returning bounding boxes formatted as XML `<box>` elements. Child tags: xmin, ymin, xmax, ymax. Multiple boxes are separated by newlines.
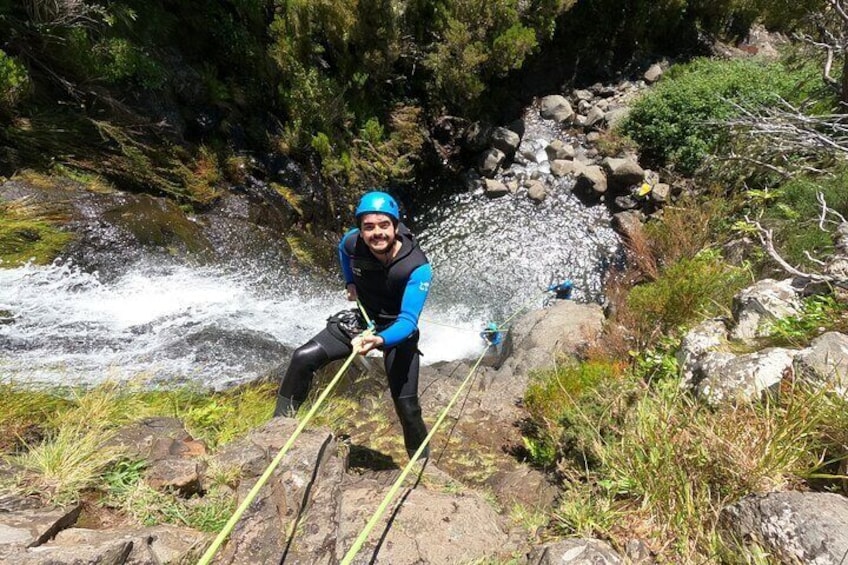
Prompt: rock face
<box><xmin>795</xmin><ymin>332</ymin><xmax>848</xmax><ymax>394</ymax></box>
<box><xmin>210</xmin><ymin>417</ymin><xmax>343</xmax><ymax>565</ymax></box>
<box><xmin>527</xmin><ymin>538</ymin><xmax>624</xmax><ymax>564</ymax></box>
<box><xmin>721</xmin><ymin>492</ymin><xmax>848</xmax><ymax>564</ymax></box>
<box><xmin>337</xmin><ymin>478</ymin><xmax>513</xmax><ymax>564</ymax></box>
<box><xmin>730</xmin><ymin>279</ymin><xmax>801</xmax><ymax>341</ymax></box>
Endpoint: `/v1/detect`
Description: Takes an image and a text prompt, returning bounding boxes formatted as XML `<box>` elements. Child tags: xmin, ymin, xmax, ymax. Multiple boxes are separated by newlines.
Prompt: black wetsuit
<box><xmin>275</xmin><ymin>225</ymin><xmax>432</xmax><ymax>458</ymax></box>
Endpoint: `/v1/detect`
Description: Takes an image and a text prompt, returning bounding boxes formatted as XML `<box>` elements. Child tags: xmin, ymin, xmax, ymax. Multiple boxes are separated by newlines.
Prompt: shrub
<box><xmin>624</xmin><ymin>250</ymin><xmax>749</xmax><ymax>346</ymax></box>
<box><xmin>523</xmin><ymin>360</ymin><xmax>631</xmax><ymax>469</ymax></box>
<box><xmin>622</xmin><ymin>58</ymin><xmax>817</xmax><ymax>175</ymax></box>
<box><xmin>752</xmin><ymin>166</ymin><xmax>848</xmax><ymax>271</ymax></box>
<box><xmin>0</xmin><ymin>49</ymin><xmax>29</xmax><ymax>111</ymax></box>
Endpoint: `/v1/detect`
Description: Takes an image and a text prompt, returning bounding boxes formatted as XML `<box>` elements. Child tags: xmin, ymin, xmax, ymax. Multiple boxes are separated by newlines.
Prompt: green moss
<box><xmin>0</xmin><ymin>217</ymin><xmax>74</xmax><ymax>267</ymax></box>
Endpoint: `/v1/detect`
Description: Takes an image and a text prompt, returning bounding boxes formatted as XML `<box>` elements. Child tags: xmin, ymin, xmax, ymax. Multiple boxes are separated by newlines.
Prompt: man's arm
<box><xmin>338</xmin><ymin>229</ymin><xmax>360</xmax><ymax>300</ymax></box>
<box><xmin>377</xmin><ymin>263</ymin><xmax>432</xmax><ymax>347</ymax></box>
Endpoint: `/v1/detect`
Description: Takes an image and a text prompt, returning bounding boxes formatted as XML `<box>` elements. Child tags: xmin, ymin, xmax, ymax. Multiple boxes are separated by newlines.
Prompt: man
<box><xmin>274</xmin><ymin>191</ymin><xmax>433</xmax><ymax>459</ymax></box>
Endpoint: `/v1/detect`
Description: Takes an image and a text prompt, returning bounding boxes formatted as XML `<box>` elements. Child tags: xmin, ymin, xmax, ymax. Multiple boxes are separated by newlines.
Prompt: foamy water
<box><xmin>0</xmin><ymin>259</ymin><xmax>488</xmax><ymax>388</ymax></box>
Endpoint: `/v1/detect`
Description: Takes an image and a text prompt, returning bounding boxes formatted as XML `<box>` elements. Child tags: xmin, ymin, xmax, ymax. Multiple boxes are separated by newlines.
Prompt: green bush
<box><xmin>622</xmin><ymin>58</ymin><xmax>817</xmax><ymax>175</ymax></box>
<box><xmin>625</xmin><ymin>250</ymin><xmax>749</xmax><ymax>344</ymax></box>
<box><xmin>523</xmin><ymin>360</ymin><xmax>630</xmax><ymax>468</ymax></box>
<box><xmin>756</xmin><ymin>167</ymin><xmax>848</xmax><ymax>270</ymax></box>
<box><xmin>0</xmin><ymin>49</ymin><xmax>28</xmax><ymax>111</ymax></box>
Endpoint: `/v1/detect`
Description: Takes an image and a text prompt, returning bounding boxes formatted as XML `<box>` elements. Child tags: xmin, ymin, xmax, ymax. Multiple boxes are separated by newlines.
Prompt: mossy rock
<box><xmin>101</xmin><ymin>194</ymin><xmax>213</xmax><ymax>258</ymax></box>
<box><xmin>0</xmin><ymin>216</ymin><xmax>74</xmax><ymax>266</ymax></box>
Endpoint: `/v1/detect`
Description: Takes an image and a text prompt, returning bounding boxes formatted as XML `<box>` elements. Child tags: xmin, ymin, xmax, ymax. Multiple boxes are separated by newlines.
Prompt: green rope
<box><xmin>339</xmin><ymin>343</ymin><xmax>492</xmax><ymax>565</ymax></box>
<box><xmin>355</xmin><ymin>298</ymin><xmax>374</xmax><ymax>329</ymax></box>
<box><xmin>496</xmin><ymin>287</ymin><xmax>553</xmax><ymax>328</ymax></box>
<box><xmin>196</xmin><ymin>337</ymin><xmax>369</xmax><ymax>565</ymax></box>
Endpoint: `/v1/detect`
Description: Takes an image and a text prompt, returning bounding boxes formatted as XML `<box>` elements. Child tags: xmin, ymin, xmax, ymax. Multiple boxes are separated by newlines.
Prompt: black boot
<box><xmin>393</xmin><ymin>396</ymin><xmax>429</xmax><ymax>460</ymax></box>
<box><xmin>273</xmin><ymin>394</ymin><xmax>300</xmax><ymax>418</ymax></box>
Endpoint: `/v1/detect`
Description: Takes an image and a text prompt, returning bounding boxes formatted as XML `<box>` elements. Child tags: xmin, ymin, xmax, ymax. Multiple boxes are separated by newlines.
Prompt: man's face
<box><xmin>360</xmin><ymin>213</ymin><xmax>397</xmax><ymax>254</ymax></box>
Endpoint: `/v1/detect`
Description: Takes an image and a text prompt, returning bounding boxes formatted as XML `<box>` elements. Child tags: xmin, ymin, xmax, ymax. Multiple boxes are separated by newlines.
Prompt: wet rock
<box><xmin>527</xmin><ymin>538</ymin><xmax>624</xmax><ymax>564</ymax></box>
<box><xmin>644</xmin><ymin>63</ymin><xmax>664</xmax><ymax>84</ymax></box>
<box><xmin>721</xmin><ymin>492</ymin><xmax>848</xmax><ymax>564</ymax></box>
<box><xmin>730</xmin><ymin>279</ymin><xmax>802</xmax><ymax>341</ymax></box>
<box><xmin>146</xmin><ymin>327</ymin><xmax>289</xmax><ymax>387</ymax></box>
<box><xmin>484</xmin><ymin>179</ymin><xmax>510</xmax><ymax>199</ymax></box>
<box><xmin>337</xmin><ymin>478</ymin><xmax>513</xmax><ymax>564</ymax></box>
<box><xmin>795</xmin><ymin>332</ymin><xmax>848</xmax><ymax>393</ymax></box>
<box><xmin>539</xmin><ymin>95</ymin><xmax>574</xmax><ymax>123</ymax></box>
<box><xmin>693</xmin><ymin>347</ymin><xmax>796</xmax><ymax>406</ymax></box>
<box><xmin>545</xmin><ymin>139</ymin><xmax>575</xmax><ymax>161</ymax></box>
<box><xmin>492</xmin><ymin>127</ymin><xmax>522</xmax><ymax>155</ymax></box>
<box><xmin>574</xmin><ymin>165</ymin><xmax>607</xmax><ymax>197</ymax></box>
<box><xmin>526</xmin><ymin>180</ymin><xmax>547</xmax><ymax>203</ymax></box>
<box><xmin>479</xmin><ymin>148</ymin><xmax>506</xmax><ymax>178</ymax></box>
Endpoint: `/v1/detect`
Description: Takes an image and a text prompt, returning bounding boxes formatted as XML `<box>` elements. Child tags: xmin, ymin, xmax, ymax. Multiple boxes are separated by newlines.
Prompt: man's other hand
<box><xmin>346</xmin><ymin>283</ymin><xmax>358</xmax><ymax>302</ymax></box>
<box><xmin>352</xmin><ymin>334</ymin><xmax>383</xmax><ymax>355</ymax></box>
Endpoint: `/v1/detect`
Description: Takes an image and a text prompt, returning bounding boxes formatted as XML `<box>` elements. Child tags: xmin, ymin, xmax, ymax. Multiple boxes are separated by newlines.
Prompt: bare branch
<box><xmin>746</xmin><ymin>215</ymin><xmax>835</xmax><ymax>281</ymax></box>
<box><xmin>828</xmin><ymin>0</ymin><xmax>848</xmax><ymax>25</ymax></box>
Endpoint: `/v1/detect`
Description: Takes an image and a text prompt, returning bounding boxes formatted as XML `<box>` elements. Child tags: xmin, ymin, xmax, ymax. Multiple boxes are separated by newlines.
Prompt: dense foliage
<box><xmin>1</xmin><ymin>0</ymin><xmax>824</xmax><ymax>198</ymax></box>
<box><xmin>621</xmin><ymin>57</ymin><xmax>823</xmax><ymax>175</ymax></box>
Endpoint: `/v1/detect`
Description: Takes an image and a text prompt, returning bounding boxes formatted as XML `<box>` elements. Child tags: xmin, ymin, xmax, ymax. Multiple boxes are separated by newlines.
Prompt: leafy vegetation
<box><xmin>522</xmin><ymin>45</ymin><xmax>848</xmax><ymax>559</ymax></box>
<box><xmin>621</xmin><ymin>57</ymin><xmax>822</xmax><ymax>175</ymax></box>
<box><xmin>0</xmin><ymin>197</ymin><xmax>74</xmax><ymax>266</ymax></box>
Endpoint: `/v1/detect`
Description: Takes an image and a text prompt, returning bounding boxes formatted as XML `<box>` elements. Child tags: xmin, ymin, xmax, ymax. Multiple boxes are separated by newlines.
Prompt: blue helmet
<box><xmin>355</xmin><ymin>191</ymin><xmax>400</xmax><ymax>223</ymax></box>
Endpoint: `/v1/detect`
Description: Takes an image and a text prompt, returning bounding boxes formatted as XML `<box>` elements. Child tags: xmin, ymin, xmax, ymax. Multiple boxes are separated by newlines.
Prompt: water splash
<box><xmin>0</xmin><ymin>259</ymin><xmax>487</xmax><ymax>388</ymax></box>
<box><xmin>413</xmin><ymin>105</ymin><xmax>624</xmax><ymax>323</ymax></box>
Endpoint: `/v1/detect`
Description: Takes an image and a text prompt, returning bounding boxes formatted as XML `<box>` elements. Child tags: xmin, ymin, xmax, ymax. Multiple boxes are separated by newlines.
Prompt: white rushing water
<box><xmin>0</xmin><ymin>104</ymin><xmax>624</xmax><ymax>390</ymax></box>
<box><xmin>0</xmin><ymin>259</ymin><xmax>488</xmax><ymax>389</ymax></box>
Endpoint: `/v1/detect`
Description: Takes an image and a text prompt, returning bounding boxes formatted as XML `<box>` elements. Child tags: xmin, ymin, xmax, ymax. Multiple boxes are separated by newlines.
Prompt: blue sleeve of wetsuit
<box><xmin>378</xmin><ymin>263</ymin><xmax>432</xmax><ymax>347</ymax></box>
<box><xmin>338</xmin><ymin>228</ymin><xmax>359</xmax><ymax>285</ymax></box>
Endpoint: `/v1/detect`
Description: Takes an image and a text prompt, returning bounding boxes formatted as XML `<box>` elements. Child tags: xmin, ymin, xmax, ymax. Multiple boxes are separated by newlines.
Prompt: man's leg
<box><xmin>274</xmin><ymin>327</ymin><xmax>352</xmax><ymax>417</ymax></box>
<box><xmin>384</xmin><ymin>333</ymin><xmax>429</xmax><ymax>459</ymax></box>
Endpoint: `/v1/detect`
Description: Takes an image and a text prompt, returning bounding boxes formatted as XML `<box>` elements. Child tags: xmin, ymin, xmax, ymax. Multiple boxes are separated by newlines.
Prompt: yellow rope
<box><xmin>196</xmin><ymin>335</ymin><xmax>369</xmax><ymax>565</ymax></box>
<box><xmin>339</xmin><ymin>344</ymin><xmax>491</xmax><ymax>565</ymax></box>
